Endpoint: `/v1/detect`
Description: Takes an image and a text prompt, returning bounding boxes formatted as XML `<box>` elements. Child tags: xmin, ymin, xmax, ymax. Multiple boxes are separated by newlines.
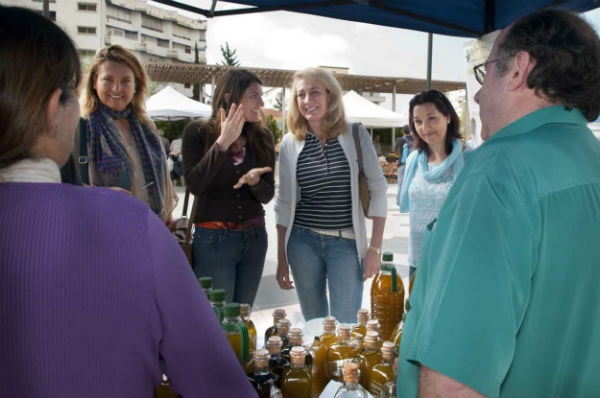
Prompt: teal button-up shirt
<box><xmin>397</xmin><ymin>106</ymin><xmax>600</xmax><ymax>397</ymax></box>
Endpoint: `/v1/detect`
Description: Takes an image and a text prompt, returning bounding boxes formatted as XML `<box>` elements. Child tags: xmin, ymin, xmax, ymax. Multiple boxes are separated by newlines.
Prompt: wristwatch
<box><xmin>368</xmin><ymin>245</ymin><xmax>382</xmax><ymax>256</ymax></box>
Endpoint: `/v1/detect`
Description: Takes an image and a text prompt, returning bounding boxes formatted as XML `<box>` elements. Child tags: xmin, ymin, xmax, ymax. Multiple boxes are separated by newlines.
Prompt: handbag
<box><xmin>352</xmin><ymin>123</ymin><xmax>371</xmax><ymax>219</ymax></box>
<box><xmin>170</xmin><ymin>188</ymin><xmax>198</xmax><ymax>265</ymax></box>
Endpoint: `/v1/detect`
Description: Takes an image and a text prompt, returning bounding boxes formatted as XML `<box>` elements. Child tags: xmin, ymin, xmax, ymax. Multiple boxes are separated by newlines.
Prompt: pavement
<box><xmin>172</xmin><ymin>182</ymin><xmax>411</xmax><ymax>345</ymax></box>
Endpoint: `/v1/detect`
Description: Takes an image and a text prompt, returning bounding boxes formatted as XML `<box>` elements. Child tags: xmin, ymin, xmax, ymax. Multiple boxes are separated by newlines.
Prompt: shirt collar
<box><xmin>487</xmin><ymin>105</ymin><xmax>588</xmax><ymax>143</ymax></box>
<box><xmin>0</xmin><ymin>158</ymin><xmax>61</xmax><ymax>183</ymax></box>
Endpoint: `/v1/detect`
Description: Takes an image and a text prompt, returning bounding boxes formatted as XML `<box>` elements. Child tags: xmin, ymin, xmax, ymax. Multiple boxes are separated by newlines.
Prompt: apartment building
<box><xmin>3</xmin><ymin>0</ymin><xmax>207</xmax><ymax>94</ymax></box>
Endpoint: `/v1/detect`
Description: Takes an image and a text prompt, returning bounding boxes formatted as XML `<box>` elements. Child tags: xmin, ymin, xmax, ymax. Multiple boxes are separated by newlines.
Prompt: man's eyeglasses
<box><xmin>473</xmin><ymin>59</ymin><xmax>501</xmax><ymax>85</ymax></box>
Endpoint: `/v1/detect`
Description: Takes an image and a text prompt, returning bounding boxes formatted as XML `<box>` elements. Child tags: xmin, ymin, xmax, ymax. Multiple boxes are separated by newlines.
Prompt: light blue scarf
<box><xmin>399</xmin><ymin>138</ymin><xmax>466</xmax><ymax>212</ymax></box>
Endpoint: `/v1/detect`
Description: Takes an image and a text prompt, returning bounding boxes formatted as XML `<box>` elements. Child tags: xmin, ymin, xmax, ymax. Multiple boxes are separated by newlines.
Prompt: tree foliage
<box><xmin>220</xmin><ymin>42</ymin><xmax>240</xmax><ymax>66</ymax></box>
<box><xmin>264</xmin><ymin>115</ymin><xmax>282</xmax><ymax>143</ymax></box>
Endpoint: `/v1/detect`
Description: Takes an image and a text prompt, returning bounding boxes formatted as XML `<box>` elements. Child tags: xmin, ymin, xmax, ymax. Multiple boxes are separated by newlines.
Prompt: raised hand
<box><xmin>216</xmin><ymin>103</ymin><xmax>246</xmax><ymax>151</ymax></box>
<box><xmin>233</xmin><ymin>166</ymin><xmax>272</xmax><ymax>189</ymax></box>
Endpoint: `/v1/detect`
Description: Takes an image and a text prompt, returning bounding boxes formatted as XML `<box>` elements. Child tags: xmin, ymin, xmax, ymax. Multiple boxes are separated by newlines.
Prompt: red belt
<box><xmin>195</xmin><ymin>217</ymin><xmax>265</xmax><ymax>230</ymax></box>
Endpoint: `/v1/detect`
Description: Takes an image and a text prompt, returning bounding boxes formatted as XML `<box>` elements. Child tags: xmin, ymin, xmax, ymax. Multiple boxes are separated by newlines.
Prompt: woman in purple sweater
<box><xmin>0</xmin><ymin>6</ymin><xmax>257</xmax><ymax>398</ymax></box>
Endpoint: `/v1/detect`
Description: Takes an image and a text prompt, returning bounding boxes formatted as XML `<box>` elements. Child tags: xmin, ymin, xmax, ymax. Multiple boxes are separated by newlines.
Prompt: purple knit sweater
<box><xmin>0</xmin><ymin>182</ymin><xmax>257</xmax><ymax>398</ymax></box>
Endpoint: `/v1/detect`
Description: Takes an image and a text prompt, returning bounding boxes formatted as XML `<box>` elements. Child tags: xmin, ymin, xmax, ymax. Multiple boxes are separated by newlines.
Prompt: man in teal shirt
<box><xmin>398</xmin><ymin>9</ymin><xmax>600</xmax><ymax>397</ymax></box>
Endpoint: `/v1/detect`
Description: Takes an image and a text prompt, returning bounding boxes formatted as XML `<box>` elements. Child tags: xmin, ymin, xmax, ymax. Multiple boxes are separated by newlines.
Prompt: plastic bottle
<box><xmin>198</xmin><ymin>276</ymin><xmax>213</xmax><ymax>297</ymax></box>
<box><xmin>370</xmin><ymin>252</ymin><xmax>404</xmax><ymax>340</ymax></box>
<box><xmin>221</xmin><ymin>302</ymin><xmax>250</xmax><ymax>365</ymax></box>
<box><xmin>209</xmin><ymin>288</ymin><xmax>226</xmax><ymax>321</ymax></box>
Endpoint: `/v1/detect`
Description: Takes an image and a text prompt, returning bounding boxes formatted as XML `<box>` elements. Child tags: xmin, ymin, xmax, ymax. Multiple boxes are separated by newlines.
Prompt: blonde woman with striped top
<box><xmin>274</xmin><ymin>67</ymin><xmax>388</xmax><ymax>323</ymax></box>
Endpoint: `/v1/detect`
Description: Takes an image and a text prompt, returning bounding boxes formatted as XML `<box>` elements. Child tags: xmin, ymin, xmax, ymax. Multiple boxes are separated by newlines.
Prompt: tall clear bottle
<box><xmin>221</xmin><ymin>302</ymin><xmax>250</xmax><ymax>366</ymax></box>
<box><xmin>351</xmin><ymin>309</ymin><xmax>369</xmax><ymax>344</ymax></box>
<box><xmin>267</xmin><ymin>335</ymin><xmax>289</xmax><ymax>388</ymax></box>
<box><xmin>209</xmin><ymin>288</ymin><xmax>226</xmax><ymax>321</ymax></box>
<box><xmin>370</xmin><ymin>252</ymin><xmax>404</xmax><ymax>340</ymax></box>
<box><xmin>311</xmin><ymin>316</ymin><xmax>338</xmax><ymax>397</ymax></box>
<box><xmin>368</xmin><ymin>341</ymin><xmax>395</xmax><ymax>397</ymax></box>
<box><xmin>249</xmin><ymin>348</ymin><xmax>280</xmax><ymax>398</ymax></box>
<box><xmin>198</xmin><ymin>276</ymin><xmax>213</xmax><ymax>298</ymax></box>
<box><xmin>281</xmin><ymin>346</ymin><xmax>312</xmax><ymax>398</ymax></box>
<box><xmin>265</xmin><ymin>309</ymin><xmax>287</xmax><ymax>347</ymax></box>
<box><xmin>333</xmin><ymin>362</ymin><xmax>368</xmax><ymax>398</ymax></box>
<box><xmin>326</xmin><ymin>325</ymin><xmax>361</xmax><ymax>381</ymax></box>
<box><xmin>357</xmin><ymin>331</ymin><xmax>381</xmax><ymax>389</ymax></box>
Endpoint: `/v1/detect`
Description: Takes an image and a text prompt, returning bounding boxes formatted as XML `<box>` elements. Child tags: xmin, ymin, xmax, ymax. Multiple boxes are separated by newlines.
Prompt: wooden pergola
<box><xmin>145</xmin><ymin>63</ymin><xmax>465</xmax><ymax>95</ymax></box>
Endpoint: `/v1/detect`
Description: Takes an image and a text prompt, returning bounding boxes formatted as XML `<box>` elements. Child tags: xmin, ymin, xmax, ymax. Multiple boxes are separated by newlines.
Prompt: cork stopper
<box><xmin>272</xmin><ymin>309</ymin><xmax>287</xmax><ymax>322</ymax></box>
<box><xmin>364</xmin><ymin>331</ymin><xmax>379</xmax><ymax>350</ymax></box>
<box><xmin>267</xmin><ymin>335</ymin><xmax>283</xmax><ymax>355</ymax></box>
<box><xmin>240</xmin><ymin>303</ymin><xmax>251</xmax><ymax>318</ymax></box>
<box><xmin>253</xmin><ymin>348</ymin><xmax>270</xmax><ymax>367</ymax></box>
<box><xmin>342</xmin><ymin>361</ymin><xmax>360</xmax><ymax>383</ymax></box>
<box><xmin>337</xmin><ymin>324</ymin><xmax>352</xmax><ymax>340</ymax></box>
<box><xmin>277</xmin><ymin>318</ymin><xmax>291</xmax><ymax>336</ymax></box>
<box><xmin>323</xmin><ymin>316</ymin><xmax>337</xmax><ymax>333</ymax></box>
<box><xmin>381</xmin><ymin>341</ymin><xmax>396</xmax><ymax>360</ymax></box>
<box><xmin>357</xmin><ymin>309</ymin><xmax>369</xmax><ymax>324</ymax></box>
<box><xmin>289</xmin><ymin>327</ymin><xmax>303</xmax><ymax>345</ymax></box>
<box><xmin>366</xmin><ymin>319</ymin><xmax>381</xmax><ymax>335</ymax></box>
<box><xmin>290</xmin><ymin>346</ymin><xmax>306</xmax><ymax>366</ymax></box>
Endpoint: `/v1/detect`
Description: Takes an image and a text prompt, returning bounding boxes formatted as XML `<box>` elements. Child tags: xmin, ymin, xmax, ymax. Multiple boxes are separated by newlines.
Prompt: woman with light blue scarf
<box><xmin>398</xmin><ymin>90</ymin><xmax>470</xmax><ymax>278</ymax></box>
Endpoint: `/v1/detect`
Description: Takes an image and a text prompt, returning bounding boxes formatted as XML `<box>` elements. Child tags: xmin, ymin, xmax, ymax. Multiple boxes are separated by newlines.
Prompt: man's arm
<box><xmin>419</xmin><ymin>366</ymin><xmax>485</xmax><ymax>398</ymax></box>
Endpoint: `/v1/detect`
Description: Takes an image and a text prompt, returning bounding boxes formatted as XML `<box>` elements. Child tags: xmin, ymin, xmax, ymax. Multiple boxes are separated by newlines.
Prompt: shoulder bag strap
<box><xmin>78</xmin><ymin>118</ymin><xmax>90</xmax><ymax>185</ymax></box>
<box><xmin>352</xmin><ymin>123</ymin><xmax>365</xmax><ymax>174</ymax></box>
<box><xmin>185</xmin><ymin>190</ymin><xmax>198</xmax><ymax>244</ymax></box>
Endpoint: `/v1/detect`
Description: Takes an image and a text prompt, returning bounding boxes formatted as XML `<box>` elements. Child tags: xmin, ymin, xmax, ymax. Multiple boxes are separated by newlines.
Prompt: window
<box><xmin>107</xmin><ymin>5</ymin><xmax>130</xmax><ymax>23</ymax></box>
<box><xmin>184</xmin><ymin>83</ymin><xmax>191</xmax><ymax>88</ymax></box>
<box><xmin>108</xmin><ymin>27</ymin><xmax>124</xmax><ymax>37</ymax></box>
<box><xmin>173</xmin><ymin>42</ymin><xmax>191</xmax><ymax>53</ymax></box>
<box><xmin>78</xmin><ymin>26</ymin><xmax>96</xmax><ymax>34</ymax></box>
<box><xmin>78</xmin><ymin>2</ymin><xmax>96</xmax><ymax>11</ymax></box>
<box><xmin>157</xmin><ymin>38</ymin><xmax>170</xmax><ymax>48</ymax></box>
<box><xmin>78</xmin><ymin>49</ymin><xmax>96</xmax><ymax>57</ymax></box>
<box><xmin>142</xmin><ymin>14</ymin><xmax>162</xmax><ymax>32</ymax></box>
<box><xmin>173</xmin><ymin>24</ymin><xmax>191</xmax><ymax>41</ymax></box>
<box><xmin>125</xmin><ymin>31</ymin><xmax>138</xmax><ymax>40</ymax></box>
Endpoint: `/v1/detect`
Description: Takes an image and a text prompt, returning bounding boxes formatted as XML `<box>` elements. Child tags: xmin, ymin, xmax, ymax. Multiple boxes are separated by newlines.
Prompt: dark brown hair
<box><xmin>496</xmin><ymin>9</ymin><xmax>600</xmax><ymax>121</ymax></box>
<box><xmin>0</xmin><ymin>6</ymin><xmax>81</xmax><ymax>169</ymax></box>
<box><xmin>408</xmin><ymin>90</ymin><xmax>462</xmax><ymax>157</ymax></box>
<box><xmin>205</xmin><ymin>69</ymin><xmax>273</xmax><ymax>167</ymax></box>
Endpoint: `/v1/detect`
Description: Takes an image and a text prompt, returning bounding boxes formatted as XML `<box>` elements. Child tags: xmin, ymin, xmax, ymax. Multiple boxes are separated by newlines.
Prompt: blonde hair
<box><xmin>80</xmin><ymin>45</ymin><xmax>149</xmax><ymax>119</ymax></box>
<box><xmin>286</xmin><ymin>67</ymin><xmax>347</xmax><ymax>140</ymax></box>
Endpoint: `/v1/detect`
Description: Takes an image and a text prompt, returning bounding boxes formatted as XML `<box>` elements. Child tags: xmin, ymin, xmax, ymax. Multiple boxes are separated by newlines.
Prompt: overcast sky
<box><xmin>151</xmin><ymin>1</ymin><xmax>600</xmax><ymax>113</ymax></box>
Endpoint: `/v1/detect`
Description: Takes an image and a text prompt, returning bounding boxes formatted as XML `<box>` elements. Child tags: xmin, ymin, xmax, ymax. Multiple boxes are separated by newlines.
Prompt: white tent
<box><xmin>343</xmin><ymin>90</ymin><xmax>408</xmax><ymax>128</ymax></box>
<box><xmin>146</xmin><ymin>85</ymin><xmax>212</xmax><ymax>120</ymax></box>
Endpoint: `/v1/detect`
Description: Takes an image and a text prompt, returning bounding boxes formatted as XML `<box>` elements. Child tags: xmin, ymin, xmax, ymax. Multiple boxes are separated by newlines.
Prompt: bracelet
<box><xmin>368</xmin><ymin>245</ymin><xmax>382</xmax><ymax>256</ymax></box>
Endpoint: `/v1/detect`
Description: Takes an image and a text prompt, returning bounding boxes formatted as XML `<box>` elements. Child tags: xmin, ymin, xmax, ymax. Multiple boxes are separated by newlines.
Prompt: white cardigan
<box><xmin>275</xmin><ymin>124</ymin><xmax>388</xmax><ymax>261</ymax></box>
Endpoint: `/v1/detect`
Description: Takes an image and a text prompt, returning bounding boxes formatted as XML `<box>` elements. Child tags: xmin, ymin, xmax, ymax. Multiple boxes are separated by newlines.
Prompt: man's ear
<box><xmin>45</xmin><ymin>88</ymin><xmax>62</xmax><ymax>137</ymax></box>
<box><xmin>507</xmin><ymin>51</ymin><xmax>535</xmax><ymax>92</ymax></box>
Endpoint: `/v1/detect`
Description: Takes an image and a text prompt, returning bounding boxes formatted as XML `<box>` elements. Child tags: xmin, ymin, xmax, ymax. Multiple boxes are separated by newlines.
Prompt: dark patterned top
<box><xmin>294</xmin><ymin>132</ymin><xmax>353</xmax><ymax>230</ymax></box>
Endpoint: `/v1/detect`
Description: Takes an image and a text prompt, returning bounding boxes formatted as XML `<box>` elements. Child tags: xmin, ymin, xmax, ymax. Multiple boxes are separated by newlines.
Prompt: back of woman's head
<box><xmin>408</xmin><ymin>89</ymin><xmax>462</xmax><ymax>155</ymax></box>
<box><xmin>0</xmin><ymin>6</ymin><xmax>81</xmax><ymax>169</ymax></box>
<box><xmin>212</xmin><ymin>69</ymin><xmax>262</xmax><ymax>120</ymax></box>
<box><xmin>287</xmin><ymin>67</ymin><xmax>347</xmax><ymax>140</ymax></box>
<box><xmin>81</xmin><ymin>45</ymin><xmax>148</xmax><ymax>118</ymax></box>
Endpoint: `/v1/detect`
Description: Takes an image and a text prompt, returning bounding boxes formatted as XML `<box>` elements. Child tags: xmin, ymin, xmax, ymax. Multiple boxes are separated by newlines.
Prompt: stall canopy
<box><xmin>343</xmin><ymin>90</ymin><xmax>407</xmax><ymax>128</ymax></box>
<box><xmin>152</xmin><ymin>0</ymin><xmax>600</xmax><ymax>38</ymax></box>
<box><xmin>146</xmin><ymin>85</ymin><xmax>212</xmax><ymax>120</ymax></box>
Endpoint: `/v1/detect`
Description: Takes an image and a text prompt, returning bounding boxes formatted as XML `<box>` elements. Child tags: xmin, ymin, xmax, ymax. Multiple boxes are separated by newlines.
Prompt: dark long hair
<box><xmin>207</xmin><ymin>69</ymin><xmax>273</xmax><ymax>167</ymax></box>
<box><xmin>0</xmin><ymin>6</ymin><xmax>81</xmax><ymax>169</ymax></box>
<box><xmin>408</xmin><ymin>90</ymin><xmax>462</xmax><ymax>157</ymax></box>
<box><xmin>496</xmin><ymin>9</ymin><xmax>600</xmax><ymax>121</ymax></box>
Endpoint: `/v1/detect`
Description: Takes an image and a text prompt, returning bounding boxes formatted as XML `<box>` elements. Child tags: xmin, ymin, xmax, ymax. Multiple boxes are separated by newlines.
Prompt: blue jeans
<box><xmin>286</xmin><ymin>226</ymin><xmax>363</xmax><ymax>324</ymax></box>
<box><xmin>192</xmin><ymin>226</ymin><xmax>267</xmax><ymax>307</ymax></box>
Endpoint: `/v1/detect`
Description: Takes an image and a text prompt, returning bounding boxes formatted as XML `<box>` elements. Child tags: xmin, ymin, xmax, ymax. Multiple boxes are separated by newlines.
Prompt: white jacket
<box><xmin>275</xmin><ymin>124</ymin><xmax>388</xmax><ymax>260</ymax></box>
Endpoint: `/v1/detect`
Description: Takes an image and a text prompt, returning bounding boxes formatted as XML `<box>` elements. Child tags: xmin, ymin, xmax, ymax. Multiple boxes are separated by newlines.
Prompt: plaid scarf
<box><xmin>87</xmin><ymin>103</ymin><xmax>165</xmax><ymax>215</ymax></box>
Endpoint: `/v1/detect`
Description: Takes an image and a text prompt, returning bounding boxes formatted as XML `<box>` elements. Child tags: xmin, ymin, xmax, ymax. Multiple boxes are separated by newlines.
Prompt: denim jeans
<box><xmin>192</xmin><ymin>226</ymin><xmax>267</xmax><ymax>307</ymax></box>
<box><xmin>286</xmin><ymin>225</ymin><xmax>363</xmax><ymax>324</ymax></box>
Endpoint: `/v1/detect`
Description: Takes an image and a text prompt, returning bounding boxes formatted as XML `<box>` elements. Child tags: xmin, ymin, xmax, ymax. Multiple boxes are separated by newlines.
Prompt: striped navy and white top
<box><xmin>293</xmin><ymin>132</ymin><xmax>353</xmax><ymax>230</ymax></box>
